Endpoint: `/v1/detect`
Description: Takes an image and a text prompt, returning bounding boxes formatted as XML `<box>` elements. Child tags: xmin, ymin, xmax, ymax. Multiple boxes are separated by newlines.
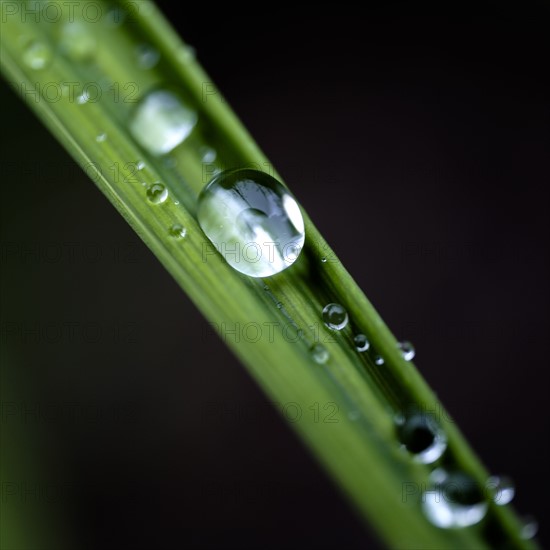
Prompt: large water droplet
<box><xmin>310</xmin><ymin>344</ymin><xmax>329</xmax><ymax>364</ymax></box>
<box><xmin>136</xmin><ymin>43</ymin><xmax>160</xmax><ymax>69</ymax></box>
<box><xmin>398</xmin><ymin>340</ymin><xmax>415</xmax><ymax>361</ymax></box>
<box><xmin>396</xmin><ymin>412</ymin><xmax>447</xmax><ymax>464</ymax></box>
<box><xmin>146</xmin><ymin>183</ymin><xmax>168</xmax><ymax>204</ymax></box>
<box><xmin>487</xmin><ymin>475</ymin><xmax>515</xmax><ymax>506</ymax></box>
<box><xmin>354</xmin><ymin>333</ymin><xmax>370</xmax><ymax>352</ymax></box>
<box><xmin>422</xmin><ymin>470</ymin><xmax>488</xmax><ymax>528</ymax></box>
<box><xmin>322</xmin><ymin>303</ymin><xmax>348</xmax><ymax>330</ymax></box>
<box><xmin>129</xmin><ymin>89</ymin><xmax>198</xmax><ymax>155</ymax></box>
<box><xmin>197</xmin><ymin>169</ymin><xmax>305</xmax><ymax>277</ymax></box>
<box><xmin>23</xmin><ymin>40</ymin><xmax>52</xmax><ymax>70</ymax></box>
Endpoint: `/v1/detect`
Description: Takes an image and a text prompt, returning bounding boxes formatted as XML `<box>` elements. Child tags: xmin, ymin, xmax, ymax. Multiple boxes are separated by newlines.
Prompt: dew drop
<box><xmin>178</xmin><ymin>44</ymin><xmax>196</xmax><ymax>62</ymax></box>
<box><xmin>169</xmin><ymin>224</ymin><xmax>186</xmax><ymax>238</ymax></box>
<box><xmin>422</xmin><ymin>470</ymin><xmax>488</xmax><ymax>528</ymax></box>
<box><xmin>23</xmin><ymin>40</ymin><xmax>52</xmax><ymax>70</ymax></box>
<box><xmin>520</xmin><ymin>516</ymin><xmax>538</xmax><ymax>540</ymax></box>
<box><xmin>136</xmin><ymin>43</ymin><xmax>160</xmax><ymax>69</ymax></box>
<box><xmin>354</xmin><ymin>333</ymin><xmax>370</xmax><ymax>352</ymax></box>
<box><xmin>60</xmin><ymin>21</ymin><xmax>96</xmax><ymax>61</ymax></box>
<box><xmin>322</xmin><ymin>303</ymin><xmax>348</xmax><ymax>331</ymax></box>
<box><xmin>321</xmin><ymin>257</ymin><xmax>327</xmax><ymax>263</ymax></box>
<box><xmin>200</xmin><ymin>146</ymin><xmax>217</xmax><ymax>163</ymax></box>
<box><xmin>129</xmin><ymin>89</ymin><xmax>198</xmax><ymax>155</ymax></box>
<box><xmin>311</xmin><ymin>344</ymin><xmax>329</xmax><ymax>364</ymax></box>
<box><xmin>197</xmin><ymin>169</ymin><xmax>305</xmax><ymax>277</ymax></box>
<box><xmin>487</xmin><ymin>475</ymin><xmax>515</xmax><ymax>506</ymax></box>
<box><xmin>96</xmin><ymin>133</ymin><xmax>107</xmax><ymax>142</ymax></box>
<box><xmin>146</xmin><ymin>183</ymin><xmax>168</xmax><ymax>204</ymax></box>
<box><xmin>374</xmin><ymin>355</ymin><xmax>384</xmax><ymax>365</ymax></box>
<box><xmin>398</xmin><ymin>340</ymin><xmax>416</xmax><ymax>361</ymax></box>
<box><xmin>77</xmin><ymin>91</ymin><xmax>90</xmax><ymax>105</ymax></box>
<box><xmin>136</xmin><ymin>161</ymin><xmax>146</xmax><ymax>170</ymax></box>
<box><xmin>396</xmin><ymin>412</ymin><xmax>447</xmax><ymax>464</ymax></box>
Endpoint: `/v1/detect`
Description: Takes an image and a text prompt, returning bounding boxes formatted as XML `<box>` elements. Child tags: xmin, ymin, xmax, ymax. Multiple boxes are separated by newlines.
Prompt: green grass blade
<box><xmin>0</xmin><ymin>1</ymin><xmax>537</xmax><ymax>547</ymax></box>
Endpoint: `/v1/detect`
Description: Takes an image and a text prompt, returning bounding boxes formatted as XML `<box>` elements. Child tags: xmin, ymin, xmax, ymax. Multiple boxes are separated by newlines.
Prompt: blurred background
<box><xmin>1</xmin><ymin>2</ymin><xmax>549</xmax><ymax>549</ymax></box>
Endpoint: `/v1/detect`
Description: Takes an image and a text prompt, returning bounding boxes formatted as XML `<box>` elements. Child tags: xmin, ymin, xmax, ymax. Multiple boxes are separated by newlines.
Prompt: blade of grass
<box><xmin>0</xmin><ymin>1</ymin><xmax>537</xmax><ymax>547</ymax></box>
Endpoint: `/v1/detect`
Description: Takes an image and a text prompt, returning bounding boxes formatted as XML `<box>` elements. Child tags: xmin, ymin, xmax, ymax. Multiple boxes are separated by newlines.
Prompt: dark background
<box><xmin>1</xmin><ymin>3</ymin><xmax>549</xmax><ymax>549</ymax></box>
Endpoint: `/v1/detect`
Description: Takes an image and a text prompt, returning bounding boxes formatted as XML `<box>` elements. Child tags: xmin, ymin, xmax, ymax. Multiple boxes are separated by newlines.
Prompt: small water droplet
<box><xmin>487</xmin><ymin>475</ymin><xmax>515</xmax><ymax>505</ymax></box>
<box><xmin>173</xmin><ymin>200</ymin><xmax>180</xmax><ymax>205</ymax></box>
<box><xmin>169</xmin><ymin>224</ymin><xmax>186</xmax><ymax>238</ymax></box>
<box><xmin>146</xmin><ymin>183</ymin><xmax>168</xmax><ymax>204</ymax></box>
<box><xmin>77</xmin><ymin>91</ymin><xmax>90</xmax><ymax>105</ymax></box>
<box><xmin>311</xmin><ymin>344</ymin><xmax>329</xmax><ymax>364</ymax></box>
<box><xmin>520</xmin><ymin>516</ymin><xmax>538</xmax><ymax>540</ymax></box>
<box><xmin>178</xmin><ymin>44</ymin><xmax>196</xmax><ymax>62</ymax></box>
<box><xmin>129</xmin><ymin>89</ymin><xmax>198</xmax><ymax>155</ymax></box>
<box><xmin>96</xmin><ymin>133</ymin><xmax>107</xmax><ymax>143</ymax></box>
<box><xmin>276</xmin><ymin>302</ymin><xmax>283</xmax><ymax>309</ymax></box>
<box><xmin>354</xmin><ymin>333</ymin><xmax>370</xmax><ymax>352</ymax></box>
<box><xmin>23</xmin><ymin>40</ymin><xmax>52</xmax><ymax>70</ymax></box>
<box><xmin>60</xmin><ymin>21</ymin><xmax>96</xmax><ymax>61</ymax></box>
<box><xmin>136</xmin><ymin>161</ymin><xmax>146</xmax><ymax>170</ymax></box>
<box><xmin>396</xmin><ymin>412</ymin><xmax>447</xmax><ymax>464</ymax></box>
<box><xmin>398</xmin><ymin>340</ymin><xmax>415</xmax><ymax>361</ymax></box>
<box><xmin>197</xmin><ymin>169</ymin><xmax>305</xmax><ymax>277</ymax></box>
<box><xmin>422</xmin><ymin>470</ymin><xmax>488</xmax><ymax>528</ymax></box>
<box><xmin>374</xmin><ymin>355</ymin><xmax>384</xmax><ymax>365</ymax></box>
<box><xmin>322</xmin><ymin>303</ymin><xmax>348</xmax><ymax>331</ymax></box>
<box><xmin>136</xmin><ymin>43</ymin><xmax>160</xmax><ymax>69</ymax></box>
<box><xmin>321</xmin><ymin>257</ymin><xmax>327</xmax><ymax>263</ymax></box>
<box><xmin>200</xmin><ymin>146</ymin><xmax>217</xmax><ymax>163</ymax></box>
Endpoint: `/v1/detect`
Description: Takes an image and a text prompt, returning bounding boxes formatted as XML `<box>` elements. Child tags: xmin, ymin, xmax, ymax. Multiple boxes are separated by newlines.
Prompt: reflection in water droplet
<box><xmin>136</xmin><ymin>43</ymin><xmax>160</xmax><ymax>69</ymax></box>
<box><xmin>129</xmin><ymin>89</ymin><xmax>198</xmax><ymax>155</ymax></box>
<box><xmin>146</xmin><ymin>183</ymin><xmax>168</xmax><ymax>204</ymax></box>
<box><xmin>169</xmin><ymin>224</ymin><xmax>186</xmax><ymax>238</ymax></box>
<box><xmin>322</xmin><ymin>303</ymin><xmax>348</xmax><ymax>331</ymax></box>
<box><xmin>137</xmin><ymin>161</ymin><xmax>145</xmax><ymax>170</ymax></box>
<box><xmin>23</xmin><ymin>41</ymin><xmax>52</xmax><ymax>70</ymax></box>
<box><xmin>311</xmin><ymin>344</ymin><xmax>329</xmax><ymax>364</ymax></box>
<box><xmin>422</xmin><ymin>470</ymin><xmax>488</xmax><ymax>528</ymax></box>
<box><xmin>354</xmin><ymin>333</ymin><xmax>370</xmax><ymax>352</ymax></box>
<box><xmin>396</xmin><ymin>412</ymin><xmax>447</xmax><ymax>464</ymax></box>
<box><xmin>374</xmin><ymin>355</ymin><xmax>384</xmax><ymax>365</ymax></box>
<box><xmin>398</xmin><ymin>340</ymin><xmax>416</xmax><ymax>361</ymax></box>
<box><xmin>197</xmin><ymin>169</ymin><xmax>305</xmax><ymax>277</ymax></box>
<box><xmin>487</xmin><ymin>475</ymin><xmax>515</xmax><ymax>505</ymax></box>
<box><xmin>520</xmin><ymin>516</ymin><xmax>538</xmax><ymax>540</ymax></box>
<box><xmin>60</xmin><ymin>21</ymin><xmax>96</xmax><ymax>61</ymax></box>
<box><xmin>96</xmin><ymin>133</ymin><xmax>107</xmax><ymax>142</ymax></box>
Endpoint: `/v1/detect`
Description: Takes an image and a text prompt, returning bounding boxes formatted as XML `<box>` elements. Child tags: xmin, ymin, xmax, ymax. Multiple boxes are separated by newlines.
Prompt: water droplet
<box><xmin>487</xmin><ymin>475</ymin><xmax>515</xmax><ymax>505</ymax></box>
<box><xmin>96</xmin><ymin>133</ymin><xmax>107</xmax><ymax>143</ymax></box>
<box><xmin>520</xmin><ymin>516</ymin><xmax>538</xmax><ymax>539</ymax></box>
<box><xmin>77</xmin><ymin>91</ymin><xmax>90</xmax><ymax>105</ymax></box>
<box><xmin>322</xmin><ymin>303</ymin><xmax>348</xmax><ymax>331</ymax></box>
<box><xmin>422</xmin><ymin>470</ymin><xmax>488</xmax><ymax>528</ymax></box>
<box><xmin>60</xmin><ymin>21</ymin><xmax>96</xmax><ymax>61</ymax></box>
<box><xmin>276</xmin><ymin>302</ymin><xmax>283</xmax><ymax>309</ymax></box>
<box><xmin>136</xmin><ymin>43</ymin><xmax>160</xmax><ymax>69</ymax></box>
<box><xmin>200</xmin><ymin>146</ymin><xmax>217</xmax><ymax>163</ymax></box>
<box><xmin>129</xmin><ymin>89</ymin><xmax>198</xmax><ymax>155</ymax></box>
<box><xmin>178</xmin><ymin>44</ymin><xmax>196</xmax><ymax>62</ymax></box>
<box><xmin>136</xmin><ymin>161</ymin><xmax>146</xmax><ymax>170</ymax></box>
<box><xmin>197</xmin><ymin>169</ymin><xmax>305</xmax><ymax>277</ymax></box>
<box><xmin>311</xmin><ymin>344</ymin><xmax>329</xmax><ymax>364</ymax></box>
<box><xmin>321</xmin><ymin>257</ymin><xmax>327</xmax><ymax>263</ymax></box>
<box><xmin>396</xmin><ymin>412</ymin><xmax>447</xmax><ymax>464</ymax></box>
<box><xmin>23</xmin><ymin>40</ymin><xmax>52</xmax><ymax>70</ymax></box>
<box><xmin>169</xmin><ymin>224</ymin><xmax>186</xmax><ymax>238</ymax></box>
<box><xmin>374</xmin><ymin>355</ymin><xmax>384</xmax><ymax>365</ymax></box>
<box><xmin>354</xmin><ymin>333</ymin><xmax>370</xmax><ymax>352</ymax></box>
<box><xmin>146</xmin><ymin>183</ymin><xmax>168</xmax><ymax>204</ymax></box>
<box><xmin>398</xmin><ymin>340</ymin><xmax>415</xmax><ymax>361</ymax></box>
